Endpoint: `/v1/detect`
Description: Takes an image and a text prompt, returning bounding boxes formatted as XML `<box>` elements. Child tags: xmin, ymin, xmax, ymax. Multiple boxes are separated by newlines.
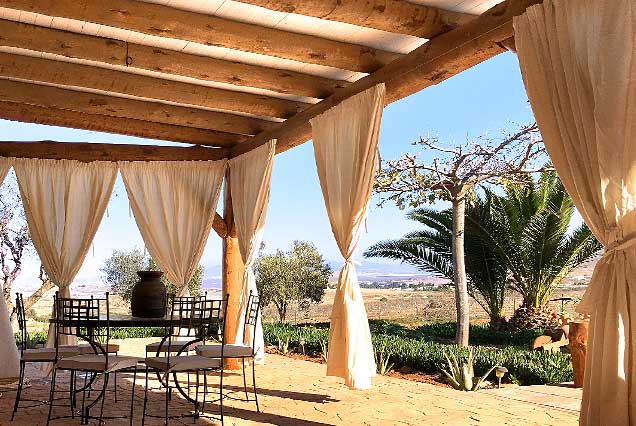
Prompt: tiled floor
<box><xmin>0</xmin><ymin>338</ymin><xmax>581</xmax><ymax>425</ymax></box>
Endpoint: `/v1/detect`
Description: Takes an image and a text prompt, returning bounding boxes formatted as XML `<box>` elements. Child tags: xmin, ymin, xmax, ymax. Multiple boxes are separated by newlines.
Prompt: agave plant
<box><xmin>441</xmin><ymin>348</ymin><xmax>496</xmax><ymax>391</ymax></box>
<box><xmin>364</xmin><ymin>190</ymin><xmax>508</xmax><ymax>327</ymax></box>
<box><xmin>374</xmin><ymin>341</ymin><xmax>394</xmax><ymax>375</ymax></box>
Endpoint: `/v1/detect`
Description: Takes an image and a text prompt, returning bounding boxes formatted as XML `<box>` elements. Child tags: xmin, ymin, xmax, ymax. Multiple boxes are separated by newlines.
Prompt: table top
<box><xmin>49</xmin><ymin>315</ymin><xmax>173</xmax><ymax>327</ymax></box>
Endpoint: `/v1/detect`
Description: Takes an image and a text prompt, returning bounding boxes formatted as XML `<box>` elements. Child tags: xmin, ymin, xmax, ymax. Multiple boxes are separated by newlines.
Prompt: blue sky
<box><xmin>3</xmin><ymin>51</ymin><xmax>537</xmax><ymax>291</ymax></box>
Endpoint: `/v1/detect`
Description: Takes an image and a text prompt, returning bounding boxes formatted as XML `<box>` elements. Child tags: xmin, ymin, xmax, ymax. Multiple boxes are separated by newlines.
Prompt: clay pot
<box><xmin>131</xmin><ymin>270</ymin><xmax>166</xmax><ymax>318</ymax></box>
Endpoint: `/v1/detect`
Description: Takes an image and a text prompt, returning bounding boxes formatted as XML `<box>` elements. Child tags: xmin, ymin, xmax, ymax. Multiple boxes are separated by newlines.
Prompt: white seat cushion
<box><xmin>22</xmin><ymin>346</ymin><xmax>80</xmax><ymax>362</ymax></box>
<box><xmin>146</xmin><ymin>340</ymin><xmax>196</xmax><ymax>354</ymax></box>
<box><xmin>57</xmin><ymin>354</ymin><xmax>140</xmax><ymax>372</ymax></box>
<box><xmin>195</xmin><ymin>344</ymin><xmax>252</xmax><ymax>358</ymax></box>
<box><xmin>145</xmin><ymin>355</ymin><xmax>221</xmax><ymax>372</ymax></box>
<box><xmin>78</xmin><ymin>343</ymin><xmax>120</xmax><ymax>354</ymax></box>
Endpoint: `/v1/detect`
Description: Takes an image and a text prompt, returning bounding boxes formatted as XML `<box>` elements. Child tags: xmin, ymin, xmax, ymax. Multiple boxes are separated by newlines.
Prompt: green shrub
<box><xmin>262</xmin><ymin>322</ymin><xmax>572</xmax><ymax>386</ymax></box>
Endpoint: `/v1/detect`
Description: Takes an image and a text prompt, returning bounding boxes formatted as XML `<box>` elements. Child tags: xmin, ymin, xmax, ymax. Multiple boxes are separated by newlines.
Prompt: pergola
<box><xmin>0</xmin><ymin>0</ymin><xmax>531</xmax><ymax>355</ymax></box>
<box><xmin>2</xmin><ymin>0</ymin><xmax>634</xmax><ymax>425</ymax></box>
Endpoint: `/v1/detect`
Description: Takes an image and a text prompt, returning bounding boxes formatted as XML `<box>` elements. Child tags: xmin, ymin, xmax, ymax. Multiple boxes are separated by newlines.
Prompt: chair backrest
<box><xmin>242</xmin><ymin>291</ymin><xmax>262</xmax><ymax>354</ymax></box>
<box><xmin>54</xmin><ymin>291</ymin><xmax>110</xmax><ymax>360</ymax></box>
<box><xmin>14</xmin><ymin>293</ymin><xmax>27</xmax><ymax>356</ymax></box>
<box><xmin>164</xmin><ymin>294</ymin><xmax>228</xmax><ymax>362</ymax></box>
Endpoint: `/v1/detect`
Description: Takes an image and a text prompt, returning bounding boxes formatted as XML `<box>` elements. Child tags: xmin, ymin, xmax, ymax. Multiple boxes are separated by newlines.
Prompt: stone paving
<box><xmin>0</xmin><ymin>338</ymin><xmax>581</xmax><ymax>426</ymax></box>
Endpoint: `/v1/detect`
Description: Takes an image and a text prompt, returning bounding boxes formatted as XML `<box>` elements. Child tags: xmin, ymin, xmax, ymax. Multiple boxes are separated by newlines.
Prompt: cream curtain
<box><xmin>13</xmin><ymin>158</ymin><xmax>117</xmax><ymax>347</ymax></box>
<box><xmin>229</xmin><ymin>139</ymin><xmax>275</xmax><ymax>364</ymax></box>
<box><xmin>0</xmin><ymin>159</ymin><xmax>19</xmax><ymax>379</ymax></box>
<box><xmin>120</xmin><ymin>160</ymin><xmax>226</xmax><ymax>295</ymax></box>
<box><xmin>311</xmin><ymin>83</ymin><xmax>385</xmax><ymax>389</ymax></box>
<box><xmin>515</xmin><ymin>1</ymin><xmax>636</xmax><ymax>424</ymax></box>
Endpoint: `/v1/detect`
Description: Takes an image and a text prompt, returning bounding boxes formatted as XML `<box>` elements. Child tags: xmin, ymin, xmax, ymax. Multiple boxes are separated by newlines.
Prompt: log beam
<box><xmin>0</xmin><ymin>79</ymin><xmax>276</xmax><ymax>136</ymax></box>
<box><xmin>231</xmin><ymin>0</ymin><xmax>540</xmax><ymax>157</ymax></box>
<box><xmin>0</xmin><ymin>19</ymin><xmax>348</xmax><ymax>99</ymax></box>
<box><xmin>222</xmin><ymin>170</ymin><xmax>244</xmax><ymax>369</ymax></box>
<box><xmin>235</xmin><ymin>0</ymin><xmax>474</xmax><ymax>38</ymax></box>
<box><xmin>212</xmin><ymin>213</ymin><xmax>228</xmax><ymax>239</ymax></box>
<box><xmin>0</xmin><ymin>52</ymin><xmax>309</xmax><ymax>120</ymax></box>
<box><xmin>0</xmin><ymin>140</ymin><xmax>228</xmax><ymax>161</ymax></box>
<box><xmin>3</xmin><ymin>0</ymin><xmax>401</xmax><ymax>73</ymax></box>
<box><xmin>0</xmin><ymin>101</ymin><xmax>246</xmax><ymax>147</ymax></box>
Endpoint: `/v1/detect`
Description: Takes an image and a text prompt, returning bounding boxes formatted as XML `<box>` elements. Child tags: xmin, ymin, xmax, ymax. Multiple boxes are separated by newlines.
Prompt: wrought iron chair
<box><xmin>46</xmin><ymin>292</ymin><xmax>139</xmax><ymax>426</ymax></box>
<box><xmin>11</xmin><ymin>293</ymin><xmax>80</xmax><ymax>421</ymax></box>
<box><xmin>196</xmin><ymin>291</ymin><xmax>262</xmax><ymax>412</ymax></box>
<box><xmin>142</xmin><ymin>294</ymin><xmax>228</xmax><ymax>426</ymax></box>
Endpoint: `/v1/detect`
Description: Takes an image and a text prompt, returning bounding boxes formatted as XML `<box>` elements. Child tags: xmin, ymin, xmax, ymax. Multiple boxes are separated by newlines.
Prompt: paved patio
<box><xmin>0</xmin><ymin>338</ymin><xmax>581</xmax><ymax>426</ymax></box>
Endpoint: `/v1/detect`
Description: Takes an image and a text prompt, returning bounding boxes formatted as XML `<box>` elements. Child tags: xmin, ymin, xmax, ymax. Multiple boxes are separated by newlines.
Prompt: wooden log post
<box><xmin>222</xmin><ymin>170</ymin><xmax>244</xmax><ymax>370</ymax></box>
<box><xmin>568</xmin><ymin>320</ymin><xmax>589</xmax><ymax>388</ymax></box>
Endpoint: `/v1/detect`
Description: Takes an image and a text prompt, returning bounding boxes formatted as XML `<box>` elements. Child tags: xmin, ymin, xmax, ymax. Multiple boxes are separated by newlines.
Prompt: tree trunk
<box><xmin>452</xmin><ymin>194</ymin><xmax>470</xmax><ymax>347</ymax></box>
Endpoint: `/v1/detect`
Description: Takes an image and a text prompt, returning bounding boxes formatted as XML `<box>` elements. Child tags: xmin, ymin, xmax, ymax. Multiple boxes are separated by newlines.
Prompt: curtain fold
<box><xmin>0</xmin><ymin>158</ymin><xmax>19</xmax><ymax>380</ymax></box>
<box><xmin>311</xmin><ymin>83</ymin><xmax>385</xmax><ymax>389</ymax></box>
<box><xmin>228</xmin><ymin>139</ymin><xmax>275</xmax><ymax>364</ymax></box>
<box><xmin>515</xmin><ymin>1</ymin><xmax>636</xmax><ymax>424</ymax></box>
<box><xmin>13</xmin><ymin>158</ymin><xmax>117</xmax><ymax>347</ymax></box>
<box><xmin>120</xmin><ymin>160</ymin><xmax>226</xmax><ymax>295</ymax></box>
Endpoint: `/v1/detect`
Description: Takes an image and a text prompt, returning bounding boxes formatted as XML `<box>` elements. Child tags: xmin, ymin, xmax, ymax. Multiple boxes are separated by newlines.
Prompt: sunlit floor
<box><xmin>0</xmin><ymin>338</ymin><xmax>581</xmax><ymax>426</ymax></box>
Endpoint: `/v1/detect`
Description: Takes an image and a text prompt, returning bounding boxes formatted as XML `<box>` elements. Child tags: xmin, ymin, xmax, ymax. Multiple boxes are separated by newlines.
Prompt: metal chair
<box><xmin>142</xmin><ymin>294</ymin><xmax>228</xmax><ymax>426</ymax></box>
<box><xmin>11</xmin><ymin>293</ymin><xmax>80</xmax><ymax>421</ymax></box>
<box><xmin>196</xmin><ymin>291</ymin><xmax>262</xmax><ymax>412</ymax></box>
<box><xmin>46</xmin><ymin>292</ymin><xmax>139</xmax><ymax>426</ymax></box>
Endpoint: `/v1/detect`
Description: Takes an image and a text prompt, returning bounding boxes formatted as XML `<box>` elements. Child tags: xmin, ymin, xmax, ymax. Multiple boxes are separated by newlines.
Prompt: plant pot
<box><xmin>568</xmin><ymin>320</ymin><xmax>589</xmax><ymax>388</ymax></box>
<box><xmin>131</xmin><ymin>270</ymin><xmax>166</xmax><ymax>318</ymax></box>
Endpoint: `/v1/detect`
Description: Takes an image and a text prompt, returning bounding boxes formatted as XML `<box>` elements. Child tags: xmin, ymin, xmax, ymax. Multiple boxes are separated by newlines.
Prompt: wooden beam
<box><xmin>231</xmin><ymin>0</ymin><xmax>539</xmax><ymax>157</ymax></box>
<box><xmin>3</xmin><ymin>0</ymin><xmax>401</xmax><ymax>73</ymax></box>
<box><xmin>0</xmin><ymin>19</ymin><xmax>347</xmax><ymax>99</ymax></box>
<box><xmin>212</xmin><ymin>213</ymin><xmax>228</xmax><ymax>239</ymax></box>
<box><xmin>234</xmin><ymin>0</ymin><xmax>474</xmax><ymax>38</ymax></box>
<box><xmin>0</xmin><ymin>53</ymin><xmax>307</xmax><ymax>120</ymax></box>
<box><xmin>0</xmin><ymin>79</ymin><xmax>276</xmax><ymax>136</ymax></box>
<box><xmin>0</xmin><ymin>101</ymin><xmax>246</xmax><ymax>147</ymax></box>
<box><xmin>0</xmin><ymin>141</ymin><xmax>228</xmax><ymax>161</ymax></box>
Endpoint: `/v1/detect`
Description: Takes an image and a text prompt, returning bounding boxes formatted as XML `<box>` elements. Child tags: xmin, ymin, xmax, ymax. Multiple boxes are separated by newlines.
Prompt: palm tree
<box><xmin>364</xmin><ymin>190</ymin><xmax>509</xmax><ymax>327</ymax></box>
<box><xmin>485</xmin><ymin>172</ymin><xmax>601</xmax><ymax>310</ymax></box>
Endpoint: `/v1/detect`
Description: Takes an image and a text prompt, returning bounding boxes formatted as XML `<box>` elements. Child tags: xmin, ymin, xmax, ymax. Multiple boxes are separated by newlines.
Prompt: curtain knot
<box><xmin>603</xmin><ymin>228</ymin><xmax>636</xmax><ymax>256</ymax></box>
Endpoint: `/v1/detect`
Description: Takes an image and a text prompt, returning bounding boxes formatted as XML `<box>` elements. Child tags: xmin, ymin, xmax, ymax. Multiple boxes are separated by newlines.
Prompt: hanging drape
<box><xmin>310</xmin><ymin>83</ymin><xmax>385</xmax><ymax>390</ymax></box>
<box><xmin>120</xmin><ymin>160</ymin><xmax>226</xmax><ymax>295</ymax></box>
<box><xmin>228</xmin><ymin>139</ymin><xmax>275</xmax><ymax>364</ymax></box>
<box><xmin>0</xmin><ymin>158</ymin><xmax>19</xmax><ymax>380</ymax></box>
<box><xmin>515</xmin><ymin>1</ymin><xmax>636</xmax><ymax>424</ymax></box>
<box><xmin>13</xmin><ymin>158</ymin><xmax>117</xmax><ymax>347</ymax></box>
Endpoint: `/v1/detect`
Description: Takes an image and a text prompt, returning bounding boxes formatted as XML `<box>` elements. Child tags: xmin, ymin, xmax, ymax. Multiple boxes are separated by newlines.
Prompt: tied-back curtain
<box><xmin>229</xmin><ymin>139</ymin><xmax>275</xmax><ymax>364</ymax></box>
<box><xmin>311</xmin><ymin>83</ymin><xmax>385</xmax><ymax>390</ymax></box>
<box><xmin>120</xmin><ymin>160</ymin><xmax>226</xmax><ymax>294</ymax></box>
<box><xmin>0</xmin><ymin>158</ymin><xmax>19</xmax><ymax>380</ymax></box>
<box><xmin>515</xmin><ymin>1</ymin><xmax>636</xmax><ymax>424</ymax></box>
<box><xmin>13</xmin><ymin>158</ymin><xmax>117</xmax><ymax>346</ymax></box>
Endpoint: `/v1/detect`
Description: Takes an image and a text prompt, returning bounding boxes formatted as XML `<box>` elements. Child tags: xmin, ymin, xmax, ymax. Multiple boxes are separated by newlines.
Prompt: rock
<box><xmin>399</xmin><ymin>366</ymin><xmax>413</xmax><ymax>374</ymax></box>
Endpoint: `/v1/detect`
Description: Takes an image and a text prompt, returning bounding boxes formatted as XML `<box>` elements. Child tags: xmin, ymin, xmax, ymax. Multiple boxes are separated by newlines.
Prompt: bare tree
<box><xmin>374</xmin><ymin>122</ymin><xmax>547</xmax><ymax>346</ymax></box>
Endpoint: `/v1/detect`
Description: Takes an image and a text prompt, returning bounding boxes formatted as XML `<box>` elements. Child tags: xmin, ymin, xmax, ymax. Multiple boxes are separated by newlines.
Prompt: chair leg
<box><xmin>219</xmin><ymin>364</ymin><xmax>224</xmax><ymax>425</ymax></box>
<box><xmin>242</xmin><ymin>360</ymin><xmax>249</xmax><ymax>401</ymax></box>
<box><xmin>142</xmin><ymin>367</ymin><xmax>149</xmax><ymax>426</ymax></box>
<box><xmin>80</xmin><ymin>373</ymin><xmax>88</xmax><ymax>425</ymax></box>
<box><xmin>69</xmin><ymin>370</ymin><xmax>75</xmax><ymax>419</ymax></box>
<box><xmin>98</xmin><ymin>373</ymin><xmax>110</xmax><ymax>426</ymax></box>
<box><xmin>46</xmin><ymin>368</ymin><xmax>58</xmax><ymax>426</ymax></box>
<box><xmin>11</xmin><ymin>360</ymin><xmax>25</xmax><ymax>421</ymax></box>
<box><xmin>201</xmin><ymin>370</ymin><xmax>208</xmax><ymax>415</ymax></box>
<box><xmin>114</xmin><ymin>352</ymin><xmax>118</xmax><ymax>402</ymax></box>
<box><xmin>164</xmin><ymin>373</ymin><xmax>170</xmax><ymax>426</ymax></box>
<box><xmin>252</xmin><ymin>359</ymin><xmax>260</xmax><ymax>413</ymax></box>
<box><xmin>130</xmin><ymin>366</ymin><xmax>137</xmax><ymax>426</ymax></box>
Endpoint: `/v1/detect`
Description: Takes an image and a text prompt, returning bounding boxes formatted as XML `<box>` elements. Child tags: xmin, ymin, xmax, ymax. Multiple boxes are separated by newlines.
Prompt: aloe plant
<box><xmin>319</xmin><ymin>339</ymin><xmax>328</xmax><ymax>363</ymax></box>
<box><xmin>374</xmin><ymin>342</ymin><xmax>394</xmax><ymax>375</ymax></box>
<box><xmin>441</xmin><ymin>347</ymin><xmax>496</xmax><ymax>391</ymax></box>
<box><xmin>276</xmin><ymin>335</ymin><xmax>290</xmax><ymax>354</ymax></box>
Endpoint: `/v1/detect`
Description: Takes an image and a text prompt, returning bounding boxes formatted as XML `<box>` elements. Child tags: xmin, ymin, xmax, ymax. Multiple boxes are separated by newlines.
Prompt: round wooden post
<box><xmin>222</xmin><ymin>171</ymin><xmax>244</xmax><ymax>370</ymax></box>
<box><xmin>568</xmin><ymin>320</ymin><xmax>589</xmax><ymax>388</ymax></box>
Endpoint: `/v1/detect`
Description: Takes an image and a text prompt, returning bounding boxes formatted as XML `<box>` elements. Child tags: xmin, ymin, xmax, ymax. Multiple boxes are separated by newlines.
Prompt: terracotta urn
<box><xmin>131</xmin><ymin>270</ymin><xmax>166</xmax><ymax>318</ymax></box>
<box><xmin>568</xmin><ymin>320</ymin><xmax>589</xmax><ymax>388</ymax></box>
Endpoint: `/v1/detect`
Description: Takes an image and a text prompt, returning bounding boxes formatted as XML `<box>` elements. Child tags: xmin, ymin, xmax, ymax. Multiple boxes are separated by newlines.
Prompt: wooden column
<box><xmin>222</xmin><ymin>170</ymin><xmax>244</xmax><ymax>370</ymax></box>
<box><xmin>569</xmin><ymin>320</ymin><xmax>589</xmax><ymax>388</ymax></box>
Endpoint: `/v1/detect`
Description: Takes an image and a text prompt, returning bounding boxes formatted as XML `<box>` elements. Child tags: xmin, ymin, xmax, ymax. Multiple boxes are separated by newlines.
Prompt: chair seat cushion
<box><xmin>145</xmin><ymin>355</ymin><xmax>221</xmax><ymax>372</ymax></box>
<box><xmin>78</xmin><ymin>343</ymin><xmax>120</xmax><ymax>354</ymax></box>
<box><xmin>57</xmin><ymin>354</ymin><xmax>140</xmax><ymax>372</ymax></box>
<box><xmin>195</xmin><ymin>344</ymin><xmax>252</xmax><ymax>358</ymax></box>
<box><xmin>22</xmin><ymin>346</ymin><xmax>80</xmax><ymax>362</ymax></box>
<box><xmin>146</xmin><ymin>340</ymin><xmax>196</xmax><ymax>354</ymax></box>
